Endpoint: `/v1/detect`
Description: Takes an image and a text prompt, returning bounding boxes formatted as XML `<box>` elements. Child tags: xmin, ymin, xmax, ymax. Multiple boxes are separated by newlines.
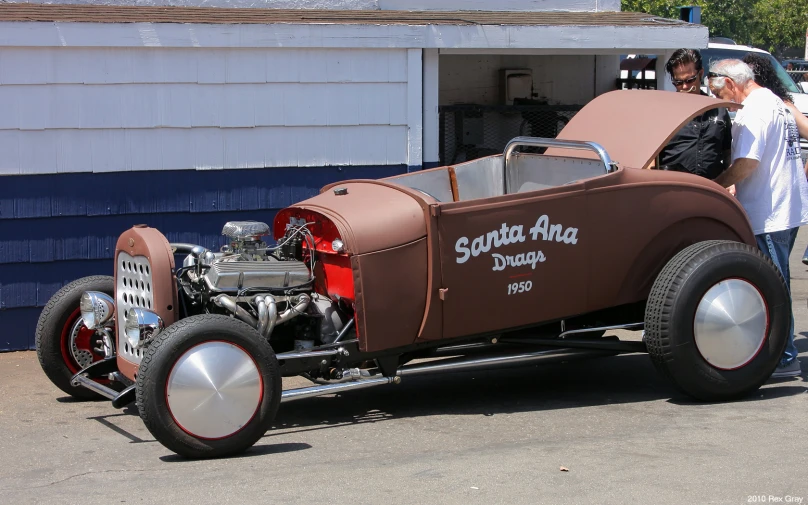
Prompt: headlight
<box><xmin>125</xmin><ymin>308</ymin><xmax>164</xmax><ymax>349</ymax></box>
<box><xmin>79</xmin><ymin>291</ymin><xmax>115</xmax><ymax>330</ymax></box>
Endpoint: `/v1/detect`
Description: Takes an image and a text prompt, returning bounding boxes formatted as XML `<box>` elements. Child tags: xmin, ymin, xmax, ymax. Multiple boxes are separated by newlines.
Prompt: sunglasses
<box><xmin>707</xmin><ymin>71</ymin><xmax>732</xmax><ymax>80</ymax></box>
<box><xmin>671</xmin><ymin>74</ymin><xmax>701</xmax><ymax>86</ymax></box>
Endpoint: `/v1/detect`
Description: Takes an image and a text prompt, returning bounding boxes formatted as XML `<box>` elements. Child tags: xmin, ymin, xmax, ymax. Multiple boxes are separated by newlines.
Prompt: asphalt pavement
<box><xmin>2</xmin><ymin>232</ymin><xmax>808</xmax><ymax>505</ymax></box>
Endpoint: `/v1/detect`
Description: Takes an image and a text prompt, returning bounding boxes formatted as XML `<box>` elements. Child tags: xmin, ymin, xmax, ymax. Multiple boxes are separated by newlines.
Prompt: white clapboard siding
<box><xmin>0</xmin><ymin>47</ymin><xmax>408</xmax><ymax>85</ymax></box>
<box><xmin>0</xmin><ymin>82</ymin><xmax>408</xmax><ymax>129</ymax></box>
<box><xmin>0</xmin><ymin>46</ymin><xmax>412</xmax><ymax>175</ymax></box>
<box><xmin>0</xmin><ymin>126</ymin><xmax>408</xmax><ymax>175</ymax></box>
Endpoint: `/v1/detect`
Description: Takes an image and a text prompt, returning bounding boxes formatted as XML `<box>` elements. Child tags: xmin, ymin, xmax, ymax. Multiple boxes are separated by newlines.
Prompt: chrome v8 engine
<box><xmin>184</xmin><ymin>220</ymin><xmax>311</xmax><ymax>294</ymax></box>
<box><xmin>172</xmin><ymin>219</ymin><xmax>349</xmax><ymax>349</ymax></box>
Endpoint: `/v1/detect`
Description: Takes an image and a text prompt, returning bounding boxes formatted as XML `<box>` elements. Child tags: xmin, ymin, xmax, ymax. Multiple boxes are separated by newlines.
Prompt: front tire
<box><xmin>644</xmin><ymin>240</ymin><xmax>789</xmax><ymax>401</ymax></box>
<box><xmin>136</xmin><ymin>314</ymin><xmax>282</xmax><ymax>459</ymax></box>
<box><xmin>35</xmin><ymin>275</ymin><xmax>115</xmax><ymax>400</ymax></box>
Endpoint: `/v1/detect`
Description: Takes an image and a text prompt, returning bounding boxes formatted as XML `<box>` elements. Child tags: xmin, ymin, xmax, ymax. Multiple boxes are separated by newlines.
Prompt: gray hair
<box><xmin>708</xmin><ymin>59</ymin><xmax>755</xmax><ymax>90</ymax></box>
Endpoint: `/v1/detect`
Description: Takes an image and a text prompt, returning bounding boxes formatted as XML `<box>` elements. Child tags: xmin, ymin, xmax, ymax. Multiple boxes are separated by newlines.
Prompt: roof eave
<box><xmin>0</xmin><ymin>20</ymin><xmax>708</xmax><ymax>51</ymax></box>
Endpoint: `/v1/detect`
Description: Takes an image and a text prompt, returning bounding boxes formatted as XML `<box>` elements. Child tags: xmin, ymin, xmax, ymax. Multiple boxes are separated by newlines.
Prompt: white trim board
<box><xmin>422</xmin><ymin>48</ymin><xmax>439</xmax><ymax>165</ymax></box>
<box><xmin>0</xmin><ymin>21</ymin><xmax>707</xmax><ymax>51</ymax></box>
<box><xmin>0</xmin><ymin>125</ymin><xmax>408</xmax><ymax>175</ymax></box>
<box><xmin>406</xmin><ymin>48</ymin><xmax>422</xmax><ymax>169</ymax></box>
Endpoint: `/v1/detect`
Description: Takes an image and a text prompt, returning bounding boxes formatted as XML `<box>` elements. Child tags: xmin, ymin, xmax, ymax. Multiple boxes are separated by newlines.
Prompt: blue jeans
<box><xmin>755</xmin><ymin>228</ymin><xmax>799</xmax><ymax>366</ymax></box>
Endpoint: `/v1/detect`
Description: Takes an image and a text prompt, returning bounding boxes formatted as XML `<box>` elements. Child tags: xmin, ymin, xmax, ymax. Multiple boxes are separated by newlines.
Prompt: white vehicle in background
<box><xmin>701</xmin><ymin>41</ymin><xmax>808</xmax><ymax>164</ymax></box>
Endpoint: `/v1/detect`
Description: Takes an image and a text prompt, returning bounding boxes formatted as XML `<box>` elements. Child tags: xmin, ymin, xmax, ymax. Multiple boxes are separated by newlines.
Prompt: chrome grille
<box><xmin>116</xmin><ymin>252</ymin><xmax>154</xmax><ymax>364</ymax></box>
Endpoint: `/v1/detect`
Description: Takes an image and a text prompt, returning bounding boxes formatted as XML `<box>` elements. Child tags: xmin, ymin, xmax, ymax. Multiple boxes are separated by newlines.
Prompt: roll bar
<box><xmin>502</xmin><ymin>137</ymin><xmax>617</xmax><ymax>194</ymax></box>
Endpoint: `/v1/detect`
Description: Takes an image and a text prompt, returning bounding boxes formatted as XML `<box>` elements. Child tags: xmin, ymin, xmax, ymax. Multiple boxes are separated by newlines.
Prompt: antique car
<box><xmin>35</xmin><ymin>90</ymin><xmax>789</xmax><ymax>459</ymax></box>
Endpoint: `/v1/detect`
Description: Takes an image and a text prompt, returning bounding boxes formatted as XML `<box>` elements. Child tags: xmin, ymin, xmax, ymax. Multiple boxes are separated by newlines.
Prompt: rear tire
<box><xmin>644</xmin><ymin>240</ymin><xmax>789</xmax><ymax>401</ymax></box>
<box><xmin>136</xmin><ymin>314</ymin><xmax>282</xmax><ymax>459</ymax></box>
<box><xmin>35</xmin><ymin>275</ymin><xmax>115</xmax><ymax>400</ymax></box>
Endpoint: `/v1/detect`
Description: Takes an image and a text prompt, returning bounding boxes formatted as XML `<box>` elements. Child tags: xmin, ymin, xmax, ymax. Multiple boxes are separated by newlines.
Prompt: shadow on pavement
<box><xmin>87</xmin><ymin>404</ymin><xmax>152</xmax><ymax>444</ymax></box>
<box><xmin>56</xmin><ymin>396</ymin><xmax>110</xmax><ymax>404</ymax></box>
<box><xmin>79</xmin><ymin>350</ymin><xmax>807</xmax><ymax>446</ymax></box>
<box><xmin>158</xmin><ymin>442</ymin><xmax>312</xmax><ymax>463</ymax></box>
<box><xmin>268</xmin><ymin>352</ymin><xmax>805</xmax><ymax>437</ymax></box>
<box><xmin>796</xmin><ymin>334</ymin><xmax>808</xmax><ymax>352</ymax></box>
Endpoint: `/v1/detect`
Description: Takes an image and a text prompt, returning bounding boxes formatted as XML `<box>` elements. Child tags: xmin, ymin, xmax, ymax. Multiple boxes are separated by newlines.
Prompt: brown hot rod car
<box><xmin>36</xmin><ymin>90</ymin><xmax>790</xmax><ymax>459</ymax></box>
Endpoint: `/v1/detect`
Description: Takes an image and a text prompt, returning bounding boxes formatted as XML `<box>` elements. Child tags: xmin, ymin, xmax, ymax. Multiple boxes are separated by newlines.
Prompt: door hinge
<box><xmin>439</xmin><ymin>288</ymin><xmax>448</xmax><ymax>300</ymax></box>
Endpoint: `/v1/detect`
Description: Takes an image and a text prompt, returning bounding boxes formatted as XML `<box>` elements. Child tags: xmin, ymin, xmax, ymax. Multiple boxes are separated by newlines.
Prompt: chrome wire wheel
<box><xmin>167</xmin><ymin>341</ymin><xmax>263</xmax><ymax>440</ymax></box>
<box><xmin>693</xmin><ymin>278</ymin><xmax>769</xmax><ymax>370</ymax></box>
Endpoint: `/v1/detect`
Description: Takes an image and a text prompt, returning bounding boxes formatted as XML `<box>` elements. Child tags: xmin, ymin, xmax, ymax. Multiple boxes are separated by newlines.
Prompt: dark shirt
<box><xmin>659</xmin><ymin>94</ymin><xmax>732</xmax><ymax>180</ymax></box>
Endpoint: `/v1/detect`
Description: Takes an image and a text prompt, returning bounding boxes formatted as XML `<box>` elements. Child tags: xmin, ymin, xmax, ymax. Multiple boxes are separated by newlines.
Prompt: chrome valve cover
<box><xmin>203</xmin><ymin>260</ymin><xmax>310</xmax><ymax>292</ymax></box>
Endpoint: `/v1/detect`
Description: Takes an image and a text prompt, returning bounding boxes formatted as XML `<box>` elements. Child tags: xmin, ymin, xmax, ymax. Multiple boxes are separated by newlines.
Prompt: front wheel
<box><xmin>644</xmin><ymin>240</ymin><xmax>789</xmax><ymax>401</ymax></box>
<box><xmin>35</xmin><ymin>275</ymin><xmax>115</xmax><ymax>400</ymax></box>
<box><xmin>136</xmin><ymin>314</ymin><xmax>282</xmax><ymax>459</ymax></box>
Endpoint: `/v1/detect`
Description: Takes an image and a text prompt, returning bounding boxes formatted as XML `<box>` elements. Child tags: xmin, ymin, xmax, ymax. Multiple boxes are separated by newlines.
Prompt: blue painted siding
<box><xmin>1</xmin><ymin>308</ymin><xmax>41</xmax><ymax>351</ymax></box>
<box><xmin>0</xmin><ymin>164</ymin><xmax>408</xmax><ymax>351</ymax></box>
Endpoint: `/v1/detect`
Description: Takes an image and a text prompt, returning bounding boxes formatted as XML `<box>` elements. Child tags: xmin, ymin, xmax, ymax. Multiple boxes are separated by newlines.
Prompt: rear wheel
<box><xmin>35</xmin><ymin>275</ymin><xmax>115</xmax><ymax>400</ymax></box>
<box><xmin>136</xmin><ymin>314</ymin><xmax>282</xmax><ymax>459</ymax></box>
<box><xmin>644</xmin><ymin>240</ymin><xmax>789</xmax><ymax>401</ymax></box>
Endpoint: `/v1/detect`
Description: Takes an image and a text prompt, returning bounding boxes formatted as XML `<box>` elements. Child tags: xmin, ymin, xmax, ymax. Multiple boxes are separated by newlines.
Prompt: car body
<box><xmin>36</xmin><ymin>89</ymin><xmax>791</xmax><ymax>459</ymax></box>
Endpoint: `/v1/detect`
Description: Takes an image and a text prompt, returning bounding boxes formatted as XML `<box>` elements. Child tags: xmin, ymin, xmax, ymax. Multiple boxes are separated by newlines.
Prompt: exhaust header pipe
<box><xmin>214</xmin><ymin>293</ymin><xmax>311</xmax><ymax>339</ymax></box>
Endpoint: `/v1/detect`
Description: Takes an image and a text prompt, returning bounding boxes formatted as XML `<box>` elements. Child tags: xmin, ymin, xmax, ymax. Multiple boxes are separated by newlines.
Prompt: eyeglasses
<box><xmin>707</xmin><ymin>71</ymin><xmax>732</xmax><ymax>80</ymax></box>
<box><xmin>671</xmin><ymin>74</ymin><xmax>700</xmax><ymax>86</ymax></box>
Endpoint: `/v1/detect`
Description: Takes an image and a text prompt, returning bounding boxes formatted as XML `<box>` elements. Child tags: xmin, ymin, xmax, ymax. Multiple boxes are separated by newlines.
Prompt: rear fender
<box><xmin>616</xmin><ymin>216</ymin><xmax>751</xmax><ymax>303</ymax></box>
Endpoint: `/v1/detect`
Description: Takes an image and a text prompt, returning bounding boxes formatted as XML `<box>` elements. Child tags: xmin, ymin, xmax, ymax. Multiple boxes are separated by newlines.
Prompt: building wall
<box><xmin>0</xmin><ymin>45</ymin><xmax>416</xmax><ymax>350</ymax></box>
<box><xmin>0</xmin><ymin>47</ymin><xmax>410</xmax><ymax>175</ymax></box>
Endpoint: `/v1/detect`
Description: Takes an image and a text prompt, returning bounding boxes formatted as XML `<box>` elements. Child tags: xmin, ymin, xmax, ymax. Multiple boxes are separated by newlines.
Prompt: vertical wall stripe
<box><xmin>422</xmin><ymin>48</ymin><xmax>440</xmax><ymax>165</ymax></box>
<box><xmin>656</xmin><ymin>50</ymin><xmax>675</xmax><ymax>91</ymax></box>
<box><xmin>406</xmin><ymin>48</ymin><xmax>423</xmax><ymax>171</ymax></box>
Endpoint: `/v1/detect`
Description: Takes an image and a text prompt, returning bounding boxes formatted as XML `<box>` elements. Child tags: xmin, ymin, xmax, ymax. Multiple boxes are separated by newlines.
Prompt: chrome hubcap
<box><xmin>167</xmin><ymin>341</ymin><xmax>262</xmax><ymax>439</ymax></box>
<box><xmin>693</xmin><ymin>279</ymin><xmax>768</xmax><ymax>370</ymax></box>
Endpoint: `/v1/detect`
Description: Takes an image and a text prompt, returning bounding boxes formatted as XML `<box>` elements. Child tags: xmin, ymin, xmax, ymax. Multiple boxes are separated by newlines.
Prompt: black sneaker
<box><xmin>771</xmin><ymin>359</ymin><xmax>802</xmax><ymax>379</ymax></box>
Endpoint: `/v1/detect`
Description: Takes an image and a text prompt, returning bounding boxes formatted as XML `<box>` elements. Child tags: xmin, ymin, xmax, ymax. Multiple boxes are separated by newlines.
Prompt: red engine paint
<box><xmin>273</xmin><ymin>209</ymin><xmax>356</xmax><ymax>309</ymax></box>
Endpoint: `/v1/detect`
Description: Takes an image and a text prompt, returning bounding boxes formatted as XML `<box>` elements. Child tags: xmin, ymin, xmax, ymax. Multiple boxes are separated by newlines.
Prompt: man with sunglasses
<box><xmin>656</xmin><ymin>49</ymin><xmax>732</xmax><ymax>179</ymax></box>
<box><xmin>708</xmin><ymin>58</ymin><xmax>808</xmax><ymax>379</ymax></box>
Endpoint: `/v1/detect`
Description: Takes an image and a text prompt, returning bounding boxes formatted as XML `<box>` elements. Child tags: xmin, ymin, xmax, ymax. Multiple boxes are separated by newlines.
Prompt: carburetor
<box><xmin>221</xmin><ymin>221</ymin><xmax>271</xmax><ymax>260</ymax></box>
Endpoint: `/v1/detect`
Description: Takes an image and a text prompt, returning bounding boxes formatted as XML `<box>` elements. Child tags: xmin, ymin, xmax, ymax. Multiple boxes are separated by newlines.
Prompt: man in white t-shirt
<box><xmin>708</xmin><ymin>58</ymin><xmax>808</xmax><ymax>378</ymax></box>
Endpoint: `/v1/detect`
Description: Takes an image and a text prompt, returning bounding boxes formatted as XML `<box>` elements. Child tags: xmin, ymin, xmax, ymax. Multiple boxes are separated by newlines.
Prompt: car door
<box><xmin>436</xmin><ymin>183</ymin><xmax>589</xmax><ymax>340</ymax></box>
